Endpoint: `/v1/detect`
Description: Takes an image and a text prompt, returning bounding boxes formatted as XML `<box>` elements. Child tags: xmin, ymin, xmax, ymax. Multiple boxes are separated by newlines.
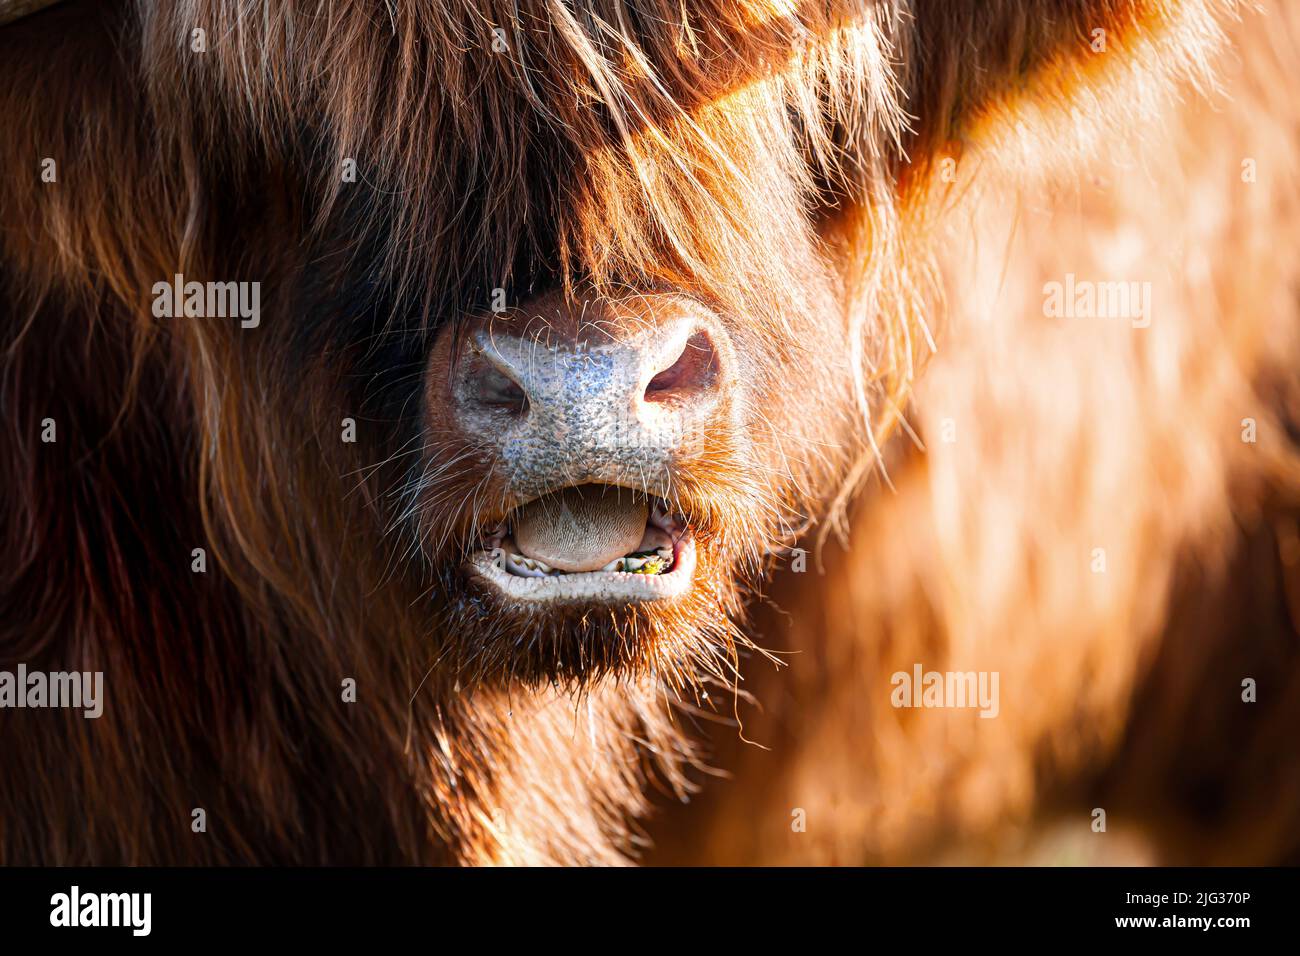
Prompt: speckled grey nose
<box><xmin>451</xmin><ymin>308</ymin><xmax>725</xmax><ymax>499</ymax></box>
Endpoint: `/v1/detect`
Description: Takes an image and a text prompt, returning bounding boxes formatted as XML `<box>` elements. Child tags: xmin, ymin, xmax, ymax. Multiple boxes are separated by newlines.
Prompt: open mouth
<box><xmin>467</xmin><ymin>484</ymin><xmax>695</xmax><ymax>604</ymax></box>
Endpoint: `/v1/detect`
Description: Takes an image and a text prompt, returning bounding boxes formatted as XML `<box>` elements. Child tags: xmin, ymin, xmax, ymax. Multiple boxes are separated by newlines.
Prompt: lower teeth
<box><xmin>490</xmin><ymin>546</ymin><xmax>674</xmax><ymax>577</ymax></box>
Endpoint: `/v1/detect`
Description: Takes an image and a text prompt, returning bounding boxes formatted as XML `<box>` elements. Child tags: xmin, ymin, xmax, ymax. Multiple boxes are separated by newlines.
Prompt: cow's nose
<box><xmin>447</xmin><ymin>302</ymin><xmax>727</xmax><ymax>498</ymax></box>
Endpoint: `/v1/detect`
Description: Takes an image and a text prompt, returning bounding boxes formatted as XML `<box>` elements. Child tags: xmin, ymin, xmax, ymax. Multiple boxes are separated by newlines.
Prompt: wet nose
<box><xmin>448</xmin><ymin>305</ymin><xmax>726</xmax><ymax>497</ymax></box>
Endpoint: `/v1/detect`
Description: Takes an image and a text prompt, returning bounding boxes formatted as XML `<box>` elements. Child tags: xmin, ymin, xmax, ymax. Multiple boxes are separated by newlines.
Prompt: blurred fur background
<box><xmin>651</xmin><ymin>0</ymin><xmax>1300</xmax><ymax>865</ymax></box>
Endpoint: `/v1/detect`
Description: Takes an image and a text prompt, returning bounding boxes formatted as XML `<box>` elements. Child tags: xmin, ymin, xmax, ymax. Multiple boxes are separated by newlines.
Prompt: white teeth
<box><xmin>505</xmin><ymin>551</ymin><xmax>555</xmax><ymax>578</ymax></box>
<box><xmin>499</xmin><ymin>542</ymin><xmax>674</xmax><ymax>577</ymax></box>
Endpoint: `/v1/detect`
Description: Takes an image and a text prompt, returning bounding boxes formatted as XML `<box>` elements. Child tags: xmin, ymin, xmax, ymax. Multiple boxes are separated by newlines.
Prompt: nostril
<box><xmin>644</xmin><ymin>330</ymin><xmax>719</xmax><ymax>401</ymax></box>
<box><xmin>471</xmin><ymin>364</ymin><xmax>529</xmax><ymax>415</ymax></box>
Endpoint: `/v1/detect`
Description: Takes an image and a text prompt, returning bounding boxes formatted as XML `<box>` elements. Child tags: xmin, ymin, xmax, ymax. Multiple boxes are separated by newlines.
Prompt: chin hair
<box><xmin>432</xmin><ymin>544</ymin><xmax>758</xmax><ymax>695</ymax></box>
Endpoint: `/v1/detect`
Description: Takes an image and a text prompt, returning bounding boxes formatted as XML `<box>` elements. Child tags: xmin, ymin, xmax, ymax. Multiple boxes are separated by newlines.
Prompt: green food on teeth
<box><xmin>629</xmin><ymin>557</ymin><xmax>668</xmax><ymax>575</ymax></box>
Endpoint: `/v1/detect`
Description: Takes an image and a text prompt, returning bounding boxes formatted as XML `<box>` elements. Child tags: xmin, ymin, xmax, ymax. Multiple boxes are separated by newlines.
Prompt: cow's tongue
<box><xmin>513</xmin><ymin>486</ymin><xmax>648</xmax><ymax>573</ymax></box>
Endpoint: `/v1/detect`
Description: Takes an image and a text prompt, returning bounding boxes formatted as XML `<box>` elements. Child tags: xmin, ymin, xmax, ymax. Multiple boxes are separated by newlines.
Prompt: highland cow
<box><xmin>0</xmin><ymin>0</ymin><xmax>1296</xmax><ymax>868</ymax></box>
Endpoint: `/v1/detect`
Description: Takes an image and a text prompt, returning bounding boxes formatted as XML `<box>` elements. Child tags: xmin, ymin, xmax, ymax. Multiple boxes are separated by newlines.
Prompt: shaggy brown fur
<box><xmin>0</xmin><ymin>0</ymin><xmax>1295</xmax><ymax>866</ymax></box>
<box><xmin>651</xmin><ymin>1</ymin><xmax>1300</xmax><ymax>865</ymax></box>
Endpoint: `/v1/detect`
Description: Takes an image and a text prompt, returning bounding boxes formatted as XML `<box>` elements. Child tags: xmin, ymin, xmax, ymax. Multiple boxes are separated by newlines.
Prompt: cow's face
<box><xmin>381</xmin><ymin>4</ymin><xmax>918</xmax><ymax>690</ymax></box>
<box><xmin>270</xmin><ymin>1</ymin><xmax>897</xmax><ymax>691</ymax></box>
